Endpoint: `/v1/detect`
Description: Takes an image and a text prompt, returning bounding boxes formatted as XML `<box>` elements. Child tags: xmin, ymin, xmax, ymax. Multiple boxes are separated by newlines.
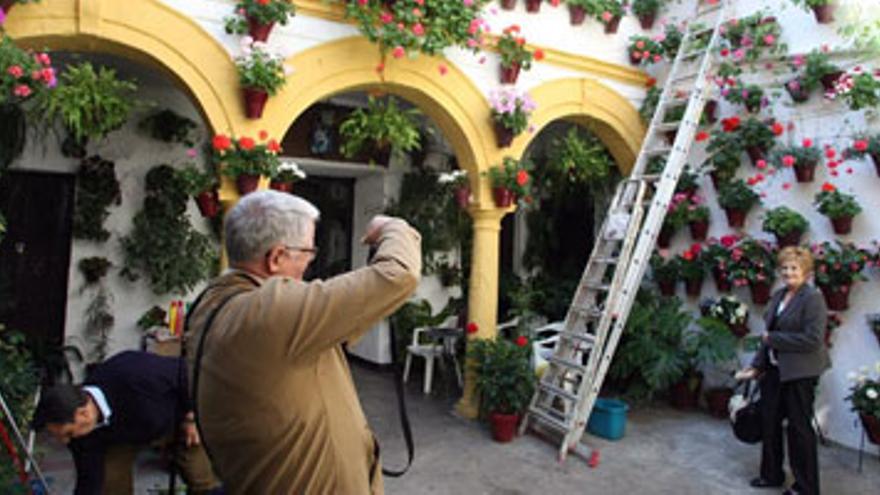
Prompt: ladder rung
<box><xmin>625</xmin><ymin>173</ymin><xmax>662</xmax><ymax>182</ymax></box>
<box><xmin>680</xmin><ymin>49</ymin><xmax>706</xmax><ymax>60</ymax></box>
<box><xmin>538</xmin><ymin>382</ymin><xmax>579</xmax><ymax>403</ymax></box>
<box><xmin>655</xmin><ymin>122</ymin><xmax>682</xmax><ymax>133</ymax></box>
<box><xmin>582</xmin><ymin>282</ymin><xmax>610</xmax><ymax>291</ymax></box>
<box><xmin>665</xmin><ymin>95</ymin><xmax>689</xmax><ymax>107</ymax></box>
<box><xmin>558</xmin><ymin>330</ymin><xmax>596</xmax><ymax>346</ymax></box>
<box><xmin>548</xmin><ymin>355</ymin><xmax>587</xmax><ymax>372</ymax></box>
<box><xmin>669</xmin><ymin>71</ymin><xmax>699</xmax><ymax>85</ymax></box>
<box><xmin>592</xmin><ymin>256</ymin><xmax>618</xmax><ymax>264</ymax></box>
<box><xmin>645</xmin><ymin>146</ymin><xmax>672</xmax><ymax>157</ymax></box>
<box><xmin>572</xmin><ymin>306</ymin><xmax>603</xmax><ymax>319</ymax></box>
<box><xmin>528</xmin><ymin>406</ymin><xmax>571</xmax><ymax>432</ymax></box>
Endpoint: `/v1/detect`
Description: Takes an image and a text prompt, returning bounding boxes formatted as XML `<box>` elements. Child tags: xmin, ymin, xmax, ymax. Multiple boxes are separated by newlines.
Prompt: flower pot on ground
<box><xmin>224</xmin><ymin>1</ymin><xmax>296</xmax><ymax>41</ymax></box>
<box><xmin>762</xmin><ymin>206</ymin><xmax>808</xmax><ymax>248</ymax></box>
<box><xmin>525</xmin><ymin>0</ymin><xmax>541</xmax><ymax>12</ymax></box>
<box><xmin>670</xmin><ymin>371</ymin><xmax>702</xmax><ymax>409</ymax></box>
<box><xmin>235</xmin><ymin>40</ymin><xmax>287</xmax><ymax>120</ymax></box>
<box><xmin>490</xmin><ymin>413</ymin><xmax>520</xmax><ymax>442</ymax></box>
<box><xmin>706</xmin><ymin>388</ymin><xmax>734</xmax><ymax>419</ymax></box>
<box><xmin>486</xmin><ymin>157</ymin><xmax>531</xmax><ymax>208</ymax></box>
<box><xmin>339</xmin><ymin>96</ymin><xmax>422</xmax><ymax>163</ymax></box>
<box><xmin>814</xmin><ymin>183</ymin><xmax>861</xmax><ymax>236</ymax></box>
<box><xmin>490</xmin><ymin>87</ymin><xmax>535</xmax><ymax>148</ymax></box>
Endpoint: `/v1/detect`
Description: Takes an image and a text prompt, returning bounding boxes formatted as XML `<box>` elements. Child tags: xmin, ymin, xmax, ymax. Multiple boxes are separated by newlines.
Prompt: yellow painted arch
<box><xmin>4</xmin><ymin>0</ymin><xmax>241</xmax><ymax>134</ymax></box>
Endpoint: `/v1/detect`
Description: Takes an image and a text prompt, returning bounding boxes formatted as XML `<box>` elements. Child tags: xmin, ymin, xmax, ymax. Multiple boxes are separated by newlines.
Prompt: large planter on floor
<box><xmin>586</xmin><ymin>398</ymin><xmax>629</xmax><ymax>440</ymax></box>
<box><xmin>669</xmin><ymin>372</ymin><xmax>702</xmax><ymax>410</ymax></box>
<box><xmin>812</xmin><ymin>5</ymin><xmax>835</xmax><ymax>24</ymax></box>
<box><xmin>243</xmin><ymin>87</ymin><xmax>269</xmax><ymax>119</ymax></box>
<box><xmin>568</xmin><ymin>5</ymin><xmax>587</xmax><ymax>25</ymax></box>
<box><xmin>860</xmin><ymin>414</ymin><xmax>880</xmax><ymax>445</ymax></box>
<box><xmin>750</xmin><ymin>281</ymin><xmax>771</xmax><ymax>305</ymax></box>
<box><xmin>705</xmin><ymin>388</ymin><xmax>734</xmax><ymax>419</ymax></box>
<box><xmin>830</xmin><ymin>215</ymin><xmax>853</xmax><ymax>235</ymax></box>
<box><xmin>490</xmin><ymin>413</ymin><xmax>519</xmax><ymax>442</ymax></box>
<box><xmin>819</xmin><ymin>284</ymin><xmax>850</xmax><ymax>311</ymax></box>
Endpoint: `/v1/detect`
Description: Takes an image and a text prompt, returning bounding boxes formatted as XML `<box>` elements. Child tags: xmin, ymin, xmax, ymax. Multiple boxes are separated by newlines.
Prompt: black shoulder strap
<box><xmin>380</xmin><ymin>319</ymin><xmax>414</xmax><ymax>478</ymax></box>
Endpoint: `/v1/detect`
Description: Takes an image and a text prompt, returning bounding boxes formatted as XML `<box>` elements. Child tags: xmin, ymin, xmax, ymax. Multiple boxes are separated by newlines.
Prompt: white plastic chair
<box><xmin>532</xmin><ymin>321</ymin><xmax>563</xmax><ymax>376</ymax></box>
<box><xmin>403</xmin><ymin>316</ymin><xmax>458</xmax><ymax>394</ymax></box>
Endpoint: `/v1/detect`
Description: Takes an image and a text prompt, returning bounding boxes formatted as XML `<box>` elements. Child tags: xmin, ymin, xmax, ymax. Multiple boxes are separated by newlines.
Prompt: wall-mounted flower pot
<box><xmin>638</xmin><ymin>14</ymin><xmax>656</xmax><ymax>30</ymax></box>
<box><xmin>499</xmin><ymin>0</ymin><xmax>516</xmax><ymax>11</ymax></box>
<box><xmin>236</xmin><ymin>174</ymin><xmax>261</xmax><ymax>195</ymax></box>
<box><xmin>684</xmin><ymin>277</ymin><xmax>703</xmax><ymax>298</ymax></box>
<box><xmin>568</xmin><ymin>5</ymin><xmax>586</xmax><ymax>25</ymax></box>
<box><xmin>811</xmin><ymin>5</ymin><xmax>835</xmax><ymax>24</ymax></box>
<box><xmin>499</xmin><ymin>63</ymin><xmax>521</xmax><ymax>85</ymax></box>
<box><xmin>657</xmin><ymin>225</ymin><xmax>674</xmax><ymax>248</ymax></box>
<box><xmin>490</xmin><ymin>412</ymin><xmax>519</xmax><ymax>442</ymax></box>
<box><xmin>830</xmin><ymin>215</ymin><xmax>853</xmax><ymax>235</ymax></box>
<box><xmin>775</xmin><ymin>229</ymin><xmax>803</xmax><ymax>248</ymax></box>
<box><xmin>195</xmin><ymin>190</ymin><xmax>221</xmax><ymax>218</ymax></box>
<box><xmin>492</xmin><ymin>186</ymin><xmax>515</xmax><ymax>208</ymax></box>
<box><xmin>0</xmin><ymin>1</ymin><xmax>15</xmax><ymax>13</ymax></box>
<box><xmin>658</xmin><ymin>279</ymin><xmax>677</xmax><ymax>297</ymax></box>
<box><xmin>728</xmin><ymin>322</ymin><xmax>750</xmax><ymax>338</ymax></box>
<box><xmin>689</xmin><ymin>220</ymin><xmax>709</xmax><ymax>241</ymax></box>
<box><xmin>705</xmin><ymin>388</ymin><xmax>733</xmax><ymax>418</ymax></box>
<box><xmin>454</xmin><ymin>186</ymin><xmax>470</xmax><ymax>209</ymax></box>
<box><xmin>819</xmin><ymin>284</ymin><xmax>850</xmax><ymax>311</ymax></box>
<box><xmin>724</xmin><ymin>208</ymin><xmax>747</xmax><ymax>229</ymax></box>
<box><xmin>749</xmin><ymin>281</ymin><xmax>771</xmax><ymax>305</ymax></box>
<box><xmin>786</xmin><ymin>79</ymin><xmax>810</xmax><ymax>103</ymax></box>
<box><xmin>242</xmin><ymin>88</ymin><xmax>269</xmax><ymax>119</ymax></box>
<box><xmin>525</xmin><ymin>0</ymin><xmax>541</xmax><ymax>13</ymax></box>
<box><xmin>493</xmin><ymin>122</ymin><xmax>515</xmax><ymax>148</ymax></box>
<box><xmin>247</xmin><ymin>17</ymin><xmax>275</xmax><ymax>42</ymax></box>
<box><xmin>604</xmin><ymin>16</ymin><xmax>622</xmax><ymax>34</ymax></box>
<box><xmin>713</xmin><ymin>268</ymin><xmax>732</xmax><ymax>292</ymax></box>
<box><xmin>704</xmin><ymin>100</ymin><xmax>718</xmax><ymax>124</ymax></box>
<box><xmin>745</xmin><ymin>100</ymin><xmax>762</xmax><ymax>114</ymax></box>
<box><xmin>269</xmin><ymin>180</ymin><xmax>294</xmax><ymax>193</ymax></box>
<box><xmin>820</xmin><ymin>71</ymin><xmax>844</xmax><ymax>92</ymax></box>
<box><xmin>745</xmin><ymin>146</ymin><xmax>766</xmax><ymax>167</ymax></box>
<box><xmin>793</xmin><ymin>160</ymin><xmax>817</xmax><ymax>182</ymax></box>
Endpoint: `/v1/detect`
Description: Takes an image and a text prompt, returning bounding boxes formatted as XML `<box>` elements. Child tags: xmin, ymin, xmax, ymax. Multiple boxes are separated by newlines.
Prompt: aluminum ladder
<box><xmin>518</xmin><ymin>0</ymin><xmax>732</xmax><ymax>462</ymax></box>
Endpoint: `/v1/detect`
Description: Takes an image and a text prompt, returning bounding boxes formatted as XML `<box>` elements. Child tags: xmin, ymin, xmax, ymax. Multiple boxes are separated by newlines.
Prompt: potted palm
<box><xmin>235</xmin><ymin>39</ymin><xmax>287</xmax><ymax>119</ymax></box>
<box><xmin>771</xmin><ymin>139</ymin><xmax>822</xmax><ymax>182</ymax></box>
<box><xmin>790</xmin><ymin>0</ymin><xmax>836</xmax><ymax>24</ymax></box>
<box><xmin>717</xmin><ymin>179</ymin><xmax>761</xmax><ymax>228</ymax></box>
<box><xmin>224</xmin><ymin>0</ymin><xmax>296</xmax><ymax>42</ymax></box>
<box><xmin>845</xmin><ymin>363</ymin><xmax>880</xmax><ymax>445</ymax></box>
<box><xmin>339</xmin><ymin>96</ymin><xmax>422</xmax><ymax>165</ymax></box>
<box><xmin>586</xmin><ymin>0</ymin><xmax>625</xmax><ymax>34</ymax></box>
<box><xmin>677</xmin><ymin>243</ymin><xmax>705</xmax><ymax>297</ymax></box>
<box><xmin>486</xmin><ymin>157</ymin><xmax>532</xmax><ymax>208</ymax></box>
<box><xmin>729</xmin><ymin>237</ymin><xmax>776</xmax><ymax>304</ymax></box>
<box><xmin>814</xmin><ymin>182</ymin><xmax>862</xmax><ymax>235</ymax></box>
<box><xmin>177</xmin><ymin>165</ymin><xmax>220</xmax><ymax>218</ymax></box>
<box><xmin>846</xmin><ymin>135</ymin><xmax>880</xmax><ymax>176</ymax></box>
<box><xmin>812</xmin><ymin>241</ymin><xmax>870</xmax><ymax>311</ymax></box>
<box><xmin>212</xmin><ymin>132</ymin><xmax>282</xmax><ymax>195</ymax></box>
<box><xmin>496</xmin><ymin>25</ymin><xmax>543</xmax><ymax>84</ymax></box>
<box><xmin>269</xmin><ymin>160</ymin><xmax>306</xmax><ymax>193</ymax></box>
<box><xmin>468</xmin><ymin>335</ymin><xmax>535</xmax><ymax>442</ymax></box>
<box><xmin>703</xmin><ymin>234</ymin><xmax>740</xmax><ymax>292</ymax></box>
<box><xmin>762</xmin><ymin>206</ymin><xmax>809</xmax><ymax>248</ymax></box>
<box><xmin>650</xmin><ymin>252</ymin><xmax>679</xmax><ymax>297</ymax></box>
<box><xmin>631</xmin><ymin>0</ymin><xmax>664</xmax><ymax>30</ymax></box>
<box><xmin>489</xmin><ymin>87</ymin><xmax>535</xmax><ymax>148</ymax></box>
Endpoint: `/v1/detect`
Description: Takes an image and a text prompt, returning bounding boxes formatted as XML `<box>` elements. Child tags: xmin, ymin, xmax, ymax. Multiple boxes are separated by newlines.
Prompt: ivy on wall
<box><xmin>72</xmin><ymin>156</ymin><xmax>121</xmax><ymax>242</ymax></box>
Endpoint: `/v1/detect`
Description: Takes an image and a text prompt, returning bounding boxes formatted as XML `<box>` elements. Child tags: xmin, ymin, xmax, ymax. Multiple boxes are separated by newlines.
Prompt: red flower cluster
<box><xmin>721</xmin><ymin>116</ymin><xmax>740</xmax><ymax>132</ymax></box>
<box><xmin>515</xmin><ymin>335</ymin><xmax>528</xmax><ymax>347</ymax></box>
<box><xmin>821</xmin><ymin>182</ymin><xmax>836</xmax><ymax>192</ymax></box>
<box><xmin>212</xmin><ymin>131</ymin><xmax>282</xmax><ymax>155</ymax></box>
<box><xmin>466</xmin><ymin>322</ymin><xmax>479</xmax><ymax>334</ymax></box>
<box><xmin>681</xmin><ymin>243</ymin><xmax>702</xmax><ymax>261</ymax></box>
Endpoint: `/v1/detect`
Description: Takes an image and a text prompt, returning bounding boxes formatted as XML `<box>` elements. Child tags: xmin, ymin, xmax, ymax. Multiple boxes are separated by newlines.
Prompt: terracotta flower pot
<box><xmin>745</xmin><ymin>99</ymin><xmax>762</xmax><ymax>114</ymax></box>
<box><xmin>819</xmin><ymin>284</ymin><xmax>850</xmax><ymax>311</ymax></box>
<box><xmin>0</xmin><ymin>0</ymin><xmax>14</xmax><ymax>13</ymax></box>
<box><xmin>745</xmin><ymin>146</ymin><xmax>766</xmax><ymax>167</ymax></box>
<box><xmin>713</xmin><ymin>268</ymin><xmax>732</xmax><ymax>293</ymax></box>
<box><xmin>493</xmin><ymin>187</ymin><xmax>515</xmax><ymax>208</ymax></box>
<box><xmin>493</xmin><ymin>122</ymin><xmax>515</xmax><ymax>148</ymax></box>
<box><xmin>638</xmin><ymin>13</ymin><xmax>656</xmax><ymax>30</ymax></box>
<box><xmin>830</xmin><ymin>215</ymin><xmax>853</xmax><ymax>235</ymax></box>
<box><xmin>525</xmin><ymin>0</ymin><xmax>541</xmax><ymax>13</ymax></box>
<box><xmin>454</xmin><ymin>186</ymin><xmax>470</xmax><ymax>209</ymax></box>
<box><xmin>729</xmin><ymin>322</ymin><xmax>750</xmax><ymax>338</ymax></box>
<box><xmin>685</xmin><ymin>277</ymin><xmax>703</xmax><ymax>298</ymax></box>
<box><xmin>490</xmin><ymin>413</ymin><xmax>519</xmax><ymax>443</ymax></box>
<box><xmin>657</xmin><ymin>225</ymin><xmax>674</xmax><ymax>248</ymax></box>
<box><xmin>604</xmin><ymin>16</ymin><xmax>622</xmax><ymax>34</ymax></box>
<box><xmin>724</xmin><ymin>208</ymin><xmax>747</xmax><ymax>229</ymax></box>
<box><xmin>499</xmin><ymin>63</ymin><xmax>521</xmax><ymax>85</ymax></box>
<box><xmin>749</xmin><ymin>281</ymin><xmax>771</xmax><ymax>305</ymax></box>
<box><xmin>658</xmin><ymin>279</ymin><xmax>677</xmax><ymax>297</ymax></box>
<box><xmin>786</xmin><ymin>79</ymin><xmax>810</xmax><ymax>103</ymax></box>
<box><xmin>793</xmin><ymin>160</ymin><xmax>817</xmax><ymax>182</ymax></box>
<box><xmin>499</xmin><ymin>0</ymin><xmax>516</xmax><ymax>10</ymax></box>
<box><xmin>236</xmin><ymin>174</ymin><xmax>261</xmax><ymax>195</ymax></box>
<box><xmin>775</xmin><ymin>229</ymin><xmax>803</xmax><ymax>248</ymax></box>
<box><xmin>629</xmin><ymin>51</ymin><xmax>642</xmax><ymax>66</ymax></box>
<box><xmin>195</xmin><ymin>190</ymin><xmax>221</xmax><ymax>218</ymax></box>
<box><xmin>811</xmin><ymin>5</ymin><xmax>835</xmax><ymax>24</ymax></box>
<box><xmin>247</xmin><ymin>17</ymin><xmax>275</xmax><ymax>42</ymax></box>
<box><xmin>705</xmin><ymin>388</ymin><xmax>733</xmax><ymax>419</ymax></box>
<box><xmin>820</xmin><ymin>71</ymin><xmax>844</xmax><ymax>92</ymax></box>
<box><xmin>269</xmin><ymin>180</ymin><xmax>294</xmax><ymax>193</ymax></box>
<box><xmin>568</xmin><ymin>5</ymin><xmax>587</xmax><ymax>25</ymax></box>
<box><xmin>689</xmin><ymin>220</ymin><xmax>709</xmax><ymax>241</ymax></box>
<box><xmin>242</xmin><ymin>87</ymin><xmax>269</xmax><ymax>119</ymax></box>
<box><xmin>870</xmin><ymin>153</ymin><xmax>880</xmax><ymax>177</ymax></box>
<box><xmin>704</xmin><ymin>100</ymin><xmax>718</xmax><ymax>124</ymax></box>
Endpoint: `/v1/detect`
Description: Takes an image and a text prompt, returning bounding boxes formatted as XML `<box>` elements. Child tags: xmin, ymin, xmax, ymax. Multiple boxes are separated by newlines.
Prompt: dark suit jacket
<box><xmin>69</xmin><ymin>351</ymin><xmax>191</xmax><ymax>495</ymax></box>
<box><xmin>751</xmin><ymin>284</ymin><xmax>831</xmax><ymax>382</ymax></box>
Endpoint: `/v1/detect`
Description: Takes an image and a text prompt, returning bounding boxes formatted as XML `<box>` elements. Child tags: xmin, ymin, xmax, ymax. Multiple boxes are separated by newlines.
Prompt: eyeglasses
<box><xmin>283</xmin><ymin>245</ymin><xmax>319</xmax><ymax>258</ymax></box>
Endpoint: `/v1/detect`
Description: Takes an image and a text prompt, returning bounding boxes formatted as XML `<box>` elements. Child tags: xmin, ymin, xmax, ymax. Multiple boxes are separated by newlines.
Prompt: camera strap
<box><xmin>378</xmin><ymin>343</ymin><xmax>414</xmax><ymax>477</ymax></box>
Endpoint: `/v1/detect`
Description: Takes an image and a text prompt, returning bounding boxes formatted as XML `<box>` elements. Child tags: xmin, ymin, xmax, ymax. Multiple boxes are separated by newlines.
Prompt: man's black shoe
<box><xmin>749</xmin><ymin>477</ymin><xmax>783</xmax><ymax>488</ymax></box>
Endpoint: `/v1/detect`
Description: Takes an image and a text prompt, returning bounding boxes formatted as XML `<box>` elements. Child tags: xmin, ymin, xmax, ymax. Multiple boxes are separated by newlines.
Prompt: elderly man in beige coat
<box><xmin>187</xmin><ymin>190</ymin><xmax>421</xmax><ymax>494</ymax></box>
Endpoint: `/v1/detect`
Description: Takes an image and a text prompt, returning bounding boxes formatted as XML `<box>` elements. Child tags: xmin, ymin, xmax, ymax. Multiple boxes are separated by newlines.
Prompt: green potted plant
<box><xmin>486</xmin><ymin>157</ymin><xmax>532</xmax><ymax>208</ymax></box>
<box><xmin>0</xmin><ymin>35</ymin><xmax>55</xmax><ymax>105</ymax></box>
<box><xmin>138</xmin><ymin>110</ymin><xmax>199</xmax><ymax>147</ymax></box>
<box><xmin>661</xmin><ymin>22</ymin><xmax>685</xmax><ymax>61</ymax></box>
<box><xmin>723</xmin><ymin>81</ymin><xmax>764</xmax><ymax>113</ymax></box>
<box><xmin>627</xmin><ymin>35</ymin><xmax>664</xmax><ymax>66</ymax></box>
<box><xmin>707</xmin><ymin>294</ymin><xmax>750</xmax><ymax>338</ymax></box>
<box><xmin>489</xmin><ymin>87</ymin><xmax>535</xmax><ymax>148</ymax></box>
<box><xmin>729</xmin><ymin>237</ymin><xmax>776</xmax><ymax>304</ymax></box>
<box><xmin>686</xmin><ymin>195</ymin><xmax>710</xmax><ymax>241</ymax></box>
<box><xmin>659</xmin><ymin>192</ymin><xmax>690</xmax><ymax>248</ymax></box>
<box><xmin>38</xmin><ymin>62</ymin><xmax>138</xmax><ymax>156</ymax></box>
<box><xmin>495</xmin><ymin>25</ymin><xmax>544</xmax><ymax>84</ymax></box>
<box><xmin>73</xmin><ymin>156</ymin><xmax>122</xmax><ymax>242</ymax></box>
<box><xmin>828</xmin><ymin>68</ymin><xmax>880</xmax><ymax>111</ymax></box>
<box><xmin>703</xmin><ymin>128</ymin><xmax>742</xmax><ymax>188</ymax></box>
<box><xmin>721</xmin><ymin>11</ymin><xmax>786</xmax><ymax>64</ymax></box>
<box><xmin>269</xmin><ymin>159</ymin><xmax>306</xmax><ymax>193</ymax></box>
<box><xmin>224</xmin><ymin>0</ymin><xmax>296</xmax><ymax>41</ymax></box>
<box><xmin>677</xmin><ymin>243</ymin><xmax>705</xmax><ymax>297</ymax></box>
<box><xmin>771</xmin><ymin>139</ymin><xmax>822</xmax><ymax>182</ymax></box>
<box><xmin>762</xmin><ymin>206</ymin><xmax>809</xmax><ymax>247</ymax></box>
<box><xmin>177</xmin><ymin>165</ymin><xmax>220</xmax><ymax>218</ymax></box>
<box><xmin>812</xmin><ymin>240</ymin><xmax>871</xmax><ymax>310</ymax></box>
<box><xmin>339</xmin><ymin>96</ymin><xmax>422</xmax><ymax>164</ymax></box>
<box><xmin>703</xmin><ymin>234</ymin><xmax>740</xmax><ymax>292</ymax></box>
<box><xmin>567</xmin><ymin>0</ymin><xmax>591</xmax><ymax>25</ymax></box>
<box><xmin>650</xmin><ymin>251</ymin><xmax>678</xmax><ymax>296</ymax></box>
<box><xmin>585</xmin><ymin>0</ymin><xmax>625</xmax><ymax>34</ymax></box>
<box><xmin>78</xmin><ymin>257</ymin><xmax>112</xmax><ymax>286</ymax></box>
<box><xmin>212</xmin><ymin>132</ymin><xmax>282</xmax><ymax>195</ymax></box>
<box><xmin>631</xmin><ymin>0</ymin><xmax>664</xmax><ymax>30</ymax></box>
<box><xmin>235</xmin><ymin>39</ymin><xmax>287</xmax><ymax>119</ymax></box>
<box><xmin>717</xmin><ymin>179</ymin><xmax>761</xmax><ymax>228</ymax></box>
<box><xmin>439</xmin><ymin>169</ymin><xmax>470</xmax><ymax>209</ymax></box>
<box><xmin>845</xmin><ymin>135</ymin><xmax>880</xmax><ymax>176</ymax></box>
<box><xmin>468</xmin><ymin>335</ymin><xmax>535</xmax><ymax>442</ymax></box>
<box><xmin>790</xmin><ymin>0</ymin><xmax>836</xmax><ymax>24</ymax></box>
<box><xmin>814</xmin><ymin>182</ymin><xmax>862</xmax><ymax>235</ymax></box>
<box><xmin>845</xmin><ymin>362</ymin><xmax>880</xmax><ymax>445</ymax></box>
<box><xmin>735</xmin><ymin>116</ymin><xmax>776</xmax><ymax>166</ymax></box>
<box><xmin>786</xmin><ymin>49</ymin><xmax>840</xmax><ymax>102</ymax></box>
<box><xmin>550</xmin><ymin>128</ymin><xmax>614</xmax><ymax>184</ymax></box>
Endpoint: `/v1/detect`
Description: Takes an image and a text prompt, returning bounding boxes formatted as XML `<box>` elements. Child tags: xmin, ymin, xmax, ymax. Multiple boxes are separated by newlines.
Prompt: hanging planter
<box><xmin>568</xmin><ymin>5</ymin><xmax>587</xmax><ymax>25</ymax></box>
<box><xmin>195</xmin><ymin>190</ymin><xmax>221</xmax><ymax>218</ymax></box>
<box><xmin>712</xmin><ymin>268</ymin><xmax>732</xmax><ymax>293</ymax></box>
<box><xmin>724</xmin><ymin>208</ymin><xmax>747</xmax><ymax>228</ymax></box>
<box><xmin>525</xmin><ymin>0</ymin><xmax>541</xmax><ymax>13</ymax></box>
<box><xmin>704</xmin><ymin>100</ymin><xmax>718</xmax><ymax>124</ymax></box>
<box><xmin>492</xmin><ymin>187</ymin><xmax>514</xmax><ymax>207</ymax></box>
<box><xmin>819</xmin><ymin>284</ymin><xmax>850</xmax><ymax>311</ymax></box>
<box><xmin>490</xmin><ymin>87</ymin><xmax>534</xmax><ymax>149</ymax></box>
<box><xmin>657</xmin><ymin>225</ymin><xmax>674</xmax><ymax>248</ymax></box>
<box><xmin>860</xmin><ymin>414</ymin><xmax>880</xmax><ymax>445</ymax></box>
<box><xmin>820</xmin><ymin>71</ymin><xmax>844</xmax><ymax>92</ymax></box>
<box><xmin>638</xmin><ymin>13</ymin><xmax>656</xmax><ymax>30</ymax></box>
<box><xmin>811</xmin><ymin>4</ymin><xmax>835</xmax><ymax>24</ymax></box>
<box><xmin>494</xmin><ymin>123</ymin><xmax>515</xmax><ymax>148</ymax></box>
<box><xmin>776</xmin><ymin>229</ymin><xmax>803</xmax><ymax>248</ymax></box>
<box><xmin>235</xmin><ymin>39</ymin><xmax>287</xmax><ymax>120</ymax></box>
<box><xmin>745</xmin><ymin>146</ymin><xmax>766</xmax><ymax>167</ymax></box>
<box><xmin>658</xmin><ymin>279</ymin><xmax>677</xmax><ymax>297</ymax></box>
<box><xmin>454</xmin><ymin>186</ymin><xmax>471</xmax><ymax>209</ymax></box>
<box><xmin>500</xmin><ymin>63</ymin><xmax>521</xmax><ymax>85</ymax></box>
<box><xmin>830</xmin><ymin>215</ymin><xmax>853</xmax><ymax>235</ymax></box>
<box><xmin>490</xmin><ymin>412</ymin><xmax>519</xmax><ymax>442</ymax></box>
<box><xmin>247</xmin><ymin>18</ymin><xmax>275</xmax><ymax>42</ymax></box>
<box><xmin>499</xmin><ymin>0</ymin><xmax>516</xmax><ymax>10</ymax></box>
<box><xmin>224</xmin><ymin>1</ymin><xmax>296</xmax><ymax>41</ymax></box>
<box><xmin>785</xmin><ymin>78</ymin><xmax>810</xmax><ymax>103</ymax></box>
<box><xmin>487</xmin><ymin>156</ymin><xmax>530</xmax><ymax>208</ymax></box>
<box><xmin>269</xmin><ymin>180</ymin><xmax>294</xmax><ymax>193</ymax></box>
<box><xmin>749</xmin><ymin>281</ymin><xmax>771</xmax><ymax>305</ymax></box>
<box><xmin>684</xmin><ymin>277</ymin><xmax>702</xmax><ymax>298</ymax></box>
<box><xmin>604</xmin><ymin>16</ymin><xmax>622</xmax><ymax>34</ymax></box>
<box><xmin>242</xmin><ymin>88</ymin><xmax>269</xmax><ymax>119</ymax></box>
<box><xmin>794</xmin><ymin>161</ymin><xmax>817</xmax><ymax>182</ymax></box>
<box><xmin>815</xmin><ymin>184</ymin><xmax>860</xmax><ymax>235</ymax></box>
<box><xmin>236</xmin><ymin>174</ymin><xmax>261</xmax><ymax>195</ymax></box>
<box><xmin>689</xmin><ymin>220</ymin><xmax>709</xmax><ymax>241</ymax></box>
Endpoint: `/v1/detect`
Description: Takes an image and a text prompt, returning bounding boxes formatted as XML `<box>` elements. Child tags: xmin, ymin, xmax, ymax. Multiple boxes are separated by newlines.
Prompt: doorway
<box><xmin>292</xmin><ymin>176</ymin><xmax>355</xmax><ymax>281</ymax></box>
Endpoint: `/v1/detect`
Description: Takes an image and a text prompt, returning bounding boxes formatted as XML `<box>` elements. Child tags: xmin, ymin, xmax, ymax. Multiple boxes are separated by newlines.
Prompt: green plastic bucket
<box><xmin>587</xmin><ymin>398</ymin><xmax>629</xmax><ymax>440</ymax></box>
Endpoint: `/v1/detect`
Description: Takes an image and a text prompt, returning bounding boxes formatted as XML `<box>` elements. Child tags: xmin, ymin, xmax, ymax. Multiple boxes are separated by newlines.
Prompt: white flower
<box><xmin>438</xmin><ymin>170</ymin><xmax>466</xmax><ymax>184</ymax></box>
<box><xmin>867</xmin><ymin>388</ymin><xmax>879</xmax><ymax>400</ymax></box>
<box><xmin>279</xmin><ymin>160</ymin><xmax>306</xmax><ymax>179</ymax></box>
<box><xmin>735</xmin><ymin>307</ymin><xmax>746</xmax><ymax>318</ymax></box>
<box><xmin>240</xmin><ymin>35</ymin><xmax>254</xmax><ymax>48</ymax></box>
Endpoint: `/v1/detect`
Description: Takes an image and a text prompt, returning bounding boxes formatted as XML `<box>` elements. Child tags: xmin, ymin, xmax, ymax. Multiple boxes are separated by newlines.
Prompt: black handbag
<box><xmin>731</xmin><ymin>379</ymin><xmax>762</xmax><ymax>444</ymax></box>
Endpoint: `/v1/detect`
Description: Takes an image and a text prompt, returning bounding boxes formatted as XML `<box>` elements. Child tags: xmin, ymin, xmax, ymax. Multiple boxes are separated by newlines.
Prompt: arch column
<box><xmin>456</xmin><ymin>205</ymin><xmax>512</xmax><ymax>419</ymax></box>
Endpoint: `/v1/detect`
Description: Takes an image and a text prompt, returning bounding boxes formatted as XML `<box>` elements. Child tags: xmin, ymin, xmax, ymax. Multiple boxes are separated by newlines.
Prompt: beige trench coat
<box><xmin>187</xmin><ymin>221</ymin><xmax>421</xmax><ymax>494</ymax></box>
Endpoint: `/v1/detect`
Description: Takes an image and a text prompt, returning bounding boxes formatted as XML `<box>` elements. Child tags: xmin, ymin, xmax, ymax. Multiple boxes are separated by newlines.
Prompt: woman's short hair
<box><xmin>777</xmin><ymin>246</ymin><xmax>814</xmax><ymax>274</ymax></box>
<box><xmin>225</xmin><ymin>190</ymin><xmax>321</xmax><ymax>264</ymax></box>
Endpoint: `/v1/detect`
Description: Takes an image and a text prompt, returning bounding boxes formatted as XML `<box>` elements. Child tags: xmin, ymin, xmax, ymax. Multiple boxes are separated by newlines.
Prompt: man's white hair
<box><xmin>224</xmin><ymin>190</ymin><xmax>320</xmax><ymax>264</ymax></box>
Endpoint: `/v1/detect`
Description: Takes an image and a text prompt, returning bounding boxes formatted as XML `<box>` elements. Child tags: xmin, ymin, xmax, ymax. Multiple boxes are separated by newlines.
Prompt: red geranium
<box><xmin>515</xmin><ymin>335</ymin><xmax>528</xmax><ymax>347</ymax></box>
<box><xmin>212</xmin><ymin>134</ymin><xmax>232</xmax><ymax>152</ymax></box>
<box><xmin>516</xmin><ymin>170</ymin><xmax>529</xmax><ymax>186</ymax></box>
<box><xmin>238</xmin><ymin>137</ymin><xmax>256</xmax><ymax>150</ymax></box>
<box><xmin>466</xmin><ymin>322</ymin><xmax>479</xmax><ymax>334</ymax></box>
<box><xmin>821</xmin><ymin>182</ymin><xmax>835</xmax><ymax>192</ymax></box>
<box><xmin>722</xmin><ymin>116</ymin><xmax>741</xmax><ymax>132</ymax></box>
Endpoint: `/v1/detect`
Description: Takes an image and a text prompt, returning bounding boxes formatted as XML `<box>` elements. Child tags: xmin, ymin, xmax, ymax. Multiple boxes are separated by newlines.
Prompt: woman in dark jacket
<box><xmin>737</xmin><ymin>246</ymin><xmax>830</xmax><ymax>495</ymax></box>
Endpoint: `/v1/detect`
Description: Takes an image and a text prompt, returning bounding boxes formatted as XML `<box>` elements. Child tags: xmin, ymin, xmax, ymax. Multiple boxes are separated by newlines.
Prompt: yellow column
<box><xmin>455</xmin><ymin>205</ymin><xmax>512</xmax><ymax>419</ymax></box>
